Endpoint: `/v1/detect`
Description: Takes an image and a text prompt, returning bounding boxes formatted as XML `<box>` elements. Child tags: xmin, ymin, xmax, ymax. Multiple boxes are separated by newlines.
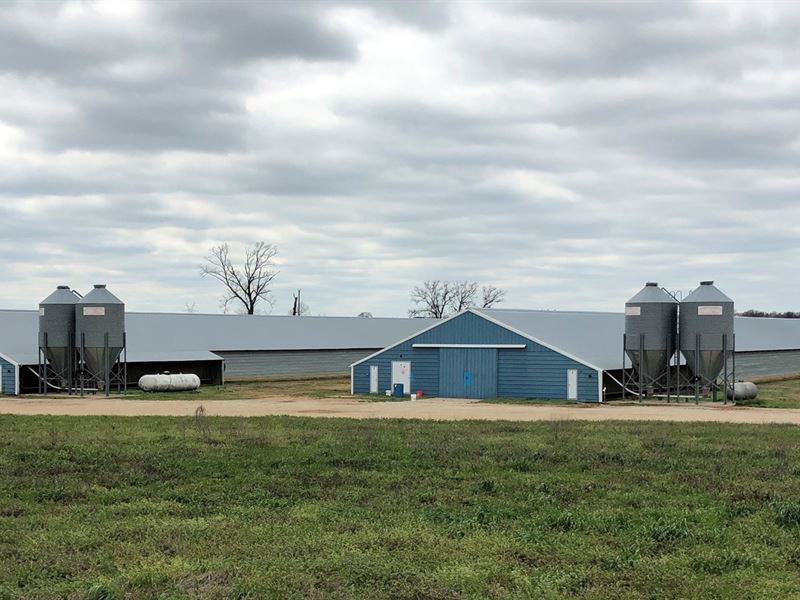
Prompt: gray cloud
<box><xmin>159</xmin><ymin>2</ymin><xmax>358</xmax><ymax>63</ymax></box>
<box><xmin>466</xmin><ymin>1</ymin><xmax>800</xmax><ymax>79</ymax></box>
<box><xmin>1</xmin><ymin>0</ymin><xmax>799</xmax><ymax>315</ymax></box>
<box><xmin>358</xmin><ymin>0</ymin><xmax>452</xmax><ymax>30</ymax></box>
<box><xmin>0</xmin><ymin>1</ymin><xmax>357</xmax><ymax>152</ymax></box>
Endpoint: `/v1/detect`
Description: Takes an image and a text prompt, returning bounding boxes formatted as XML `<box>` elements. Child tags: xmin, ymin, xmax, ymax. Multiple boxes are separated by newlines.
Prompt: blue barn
<box><xmin>1</xmin><ymin>352</ymin><xmax>18</xmax><ymax>395</ymax></box>
<box><xmin>351</xmin><ymin>308</ymin><xmax>611</xmax><ymax>402</ymax></box>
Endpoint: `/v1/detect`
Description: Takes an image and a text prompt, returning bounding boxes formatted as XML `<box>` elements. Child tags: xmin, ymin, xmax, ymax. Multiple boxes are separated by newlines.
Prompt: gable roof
<box><xmin>350</xmin><ymin>308</ymin><xmax>619</xmax><ymax>371</ymax></box>
<box><xmin>0</xmin><ymin>310</ymin><xmax>437</xmax><ymax>366</ymax></box>
<box><xmin>474</xmin><ymin>308</ymin><xmax>618</xmax><ymax>370</ymax></box>
<box><xmin>351</xmin><ymin>310</ymin><xmax>468</xmax><ymax>368</ymax></box>
<box><xmin>474</xmin><ymin>308</ymin><xmax>800</xmax><ymax>371</ymax></box>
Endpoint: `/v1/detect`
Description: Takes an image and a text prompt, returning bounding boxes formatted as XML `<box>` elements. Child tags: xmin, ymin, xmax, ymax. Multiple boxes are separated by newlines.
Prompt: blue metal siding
<box><xmin>353</xmin><ymin>312</ymin><xmax>599</xmax><ymax>401</ymax></box>
<box><xmin>439</xmin><ymin>348</ymin><xmax>497</xmax><ymax>399</ymax></box>
<box><xmin>470</xmin><ymin>349</ymin><xmax>498</xmax><ymax>399</ymax></box>
<box><xmin>409</xmin><ymin>347</ymin><xmax>439</xmax><ymax>396</ymax></box>
<box><xmin>438</xmin><ymin>348</ymin><xmax>462</xmax><ymax>396</ymax></box>
<box><xmin>497</xmin><ymin>348</ymin><xmax>596</xmax><ymax>400</ymax></box>
<box><xmin>357</xmin><ymin>347</ymin><xmax>439</xmax><ymax>396</ymax></box>
<box><xmin>1</xmin><ymin>357</ymin><xmax>15</xmax><ymax>395</ymax></box>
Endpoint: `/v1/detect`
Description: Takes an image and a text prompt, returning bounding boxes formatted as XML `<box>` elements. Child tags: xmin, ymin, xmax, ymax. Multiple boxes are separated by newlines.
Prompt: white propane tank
<box><xmin>138</xmin><ymin>373</ymin><xmax>201</xmax><ymax>392</ymax></box>
<box><xmin>725</xmin><ymin>381</ymin><xmax>758</xmax><ymax>402</ymax></box>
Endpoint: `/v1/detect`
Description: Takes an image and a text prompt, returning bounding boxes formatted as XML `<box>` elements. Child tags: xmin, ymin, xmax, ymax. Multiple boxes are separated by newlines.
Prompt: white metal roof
<box><xmin>3</xmin><ymin>307</ymin><xmax>798</xmax><ymax>372</ymax></box>
<box><xmin>474</xmin><ymin>308</ymin><xmax>800</xmax><ymax>371</ymax></box>
<box><xmin>0</xmin><ymin>310</ymin><xmax>437</xmax><ymax>366</ymax></box>
<box><xmin>474</xmin><ymin>309</ymin><xmax>621</xmax><ymax>370</ymax></box>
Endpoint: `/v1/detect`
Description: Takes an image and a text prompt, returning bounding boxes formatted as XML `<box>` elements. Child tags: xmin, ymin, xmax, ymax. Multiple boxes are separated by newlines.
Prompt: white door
<box><xmin>369</xmin><ymin>365</ymin><xmax>379</xmax><ymax>394</ymax></box>
<box><xmin>567</xmin><ymin>369</ymin><xmax>578</xmax><ymax>401</ymax></box>
<box><xmin>391</xmin><ymin>361</ymin><xmax>411</xmax><ymax>394</ymax></box>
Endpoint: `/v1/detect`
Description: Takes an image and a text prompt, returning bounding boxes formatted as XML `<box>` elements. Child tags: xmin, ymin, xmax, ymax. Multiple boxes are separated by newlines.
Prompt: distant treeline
<box><xmin>737</xmin><ymin>310</ymin><xmax>800</xmax><ymax>319</ymax></box>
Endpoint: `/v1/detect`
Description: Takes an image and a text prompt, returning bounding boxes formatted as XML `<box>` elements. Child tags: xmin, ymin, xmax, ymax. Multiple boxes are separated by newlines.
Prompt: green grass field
<box><xmin>33</xmin><ymin>375</ymin><xmax>798</xmax><ymax>408</ymax></box>
<box><xmin>736</xmin><ymin>378</ymin><xmax>800</xmax><ymax>408</ymax></box>
<box><xmin>48</xmin><ymin>376</ymin><xmax>353</xmax><ymax>402</ymax></box>
<box><xmin>481</xmin><ymin>378</ymin><xmax>800</xmax><ymax>408</ymax></box>
<box><xmin>2</xmin><ymin>415</ymin><xmax>800</xmax><ymax>599</ymax></box>
<box><xmin>285</xmin><ymin>377</ymin><xmax>800</xmax><ymax>408</ymax></box>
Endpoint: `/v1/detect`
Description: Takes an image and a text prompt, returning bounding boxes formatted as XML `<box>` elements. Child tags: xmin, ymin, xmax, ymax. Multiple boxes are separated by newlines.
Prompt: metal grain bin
<box><xmin>39</xmin><ymin>286</ymin><xmax>79</xmax><ymax>381</ymax></box>
<box><xmin>625</xmin><ymin>282</ymin><xmax>678</xmax><ymax>383</ymax></box>
<box><xmin>680</xmin><ymin>281</ymin><xmax>734</xmax><ymax>384</ymax></box>
<box><xmin>75</xmin><ymin>284</ymin><xmax>125</xmax><ymax>384</ymax></box>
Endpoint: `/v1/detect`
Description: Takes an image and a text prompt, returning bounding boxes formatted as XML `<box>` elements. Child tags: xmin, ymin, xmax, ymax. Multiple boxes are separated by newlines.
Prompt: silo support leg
<box><xmin>104</xmin><ymin>333</ymin><xmax>110</xmax><ymax>398</ymax></box>
<box><xmin>694</xmin><ymin>334</ymin><xmax>700</xmax><ymax>405</ymax></box>
<box><xmin>638</xmin><ymin>334</ymin><xmax>644</xmax><ymax>403</ymax></box>
<box><xmin>723</xmin><ymin>334</ymin><xmax>728</xmax><ymax>405</ymax></box>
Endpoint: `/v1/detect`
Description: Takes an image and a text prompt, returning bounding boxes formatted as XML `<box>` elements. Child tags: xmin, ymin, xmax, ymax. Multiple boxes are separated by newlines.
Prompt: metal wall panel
<box><xmin>439</xmin><ymin>348</ymin><xmax>497</xmax><ymax>399</ymax></box>
<box><xmin>469</xmin><ymin>349</ymin><xmax>498</xmax><ymax>398</ymax></box>
<box><xmin>1</xmin><ymin>357</ymin><xmax>15</xmax><ymax>394</ymax></box>
<box><xmin>353</xmin><ymin>312</ymin><xmax>598</xmax><ymax>401</ymax></box>
<box><xmin>729</xmin><ymin>351</ymin><xmax>800</xmax><ymax>380</ymax></box>
<box><xmin>404</xmin><ymin>347</ymin><xmax>439</xmax><ymax>396</ymax></box>
<box><xmin>217</xmin><ymin>349</ymin><xmax>377</xmax><ymax>378</ymax></box>
<box><xmin>496</xmin><ymin>347</ymin><xmax>597</xmax><ymax>400</ymax></box>
<box><xmin>438</xmin><ymin>348</ymin><xmax>462</xmax><ymax>397</ymax></box>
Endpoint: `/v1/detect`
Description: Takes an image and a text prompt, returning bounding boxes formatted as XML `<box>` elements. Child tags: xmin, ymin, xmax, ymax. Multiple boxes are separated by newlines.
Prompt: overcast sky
<box><xmin>1</xmin><ymin>1</ymin><xmax>799</xmax><ymax>316</ymax></box>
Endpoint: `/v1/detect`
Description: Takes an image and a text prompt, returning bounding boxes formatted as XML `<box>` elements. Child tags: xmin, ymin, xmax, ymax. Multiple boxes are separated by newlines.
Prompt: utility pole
<box><xmin>292</xmin><ymin>289</ymin><xmax>301</xmax><ymax>316</ymax></box>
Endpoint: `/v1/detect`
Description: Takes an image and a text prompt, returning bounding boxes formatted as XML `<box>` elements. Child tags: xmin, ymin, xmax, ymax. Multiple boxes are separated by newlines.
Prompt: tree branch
<box><xmin>201</xmin><ymin>242</ymin><xmax>279</xmax><ymax>314</ymax></box>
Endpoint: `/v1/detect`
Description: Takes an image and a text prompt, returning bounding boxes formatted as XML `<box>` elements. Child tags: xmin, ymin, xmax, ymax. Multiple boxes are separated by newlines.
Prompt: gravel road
<box><xmin>2</xmin><ymin>396</ymin><xmax>800</xmax><ymax>424</ymax></box>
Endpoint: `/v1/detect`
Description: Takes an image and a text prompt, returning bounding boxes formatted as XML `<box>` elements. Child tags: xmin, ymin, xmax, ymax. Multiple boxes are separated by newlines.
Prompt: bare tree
<box><xmin>184</xmin><ymin>301</ymin><xmax>198</xmax><ymax>313</ymax></box>
<box><xmin>200</xmin><ymin>242</ymin><xmax>278</xmax><ymax>315</ymax></box>
<box><xmin>409</xmin><ymin>280</ymin><xmax>506</xmax><ymax>317</ymax></box>
<box><xmin>481</xmin><ymin>285</ymin><xmax>506</xmax><ymax>308</ymax></box>
<box><xmin>449</xmin><ymin>281</ymin><xmax>479</xmax><ymax>313</ymax></box>
<box><xmin>357</xmin><ymin>312</ymin><xmax>373</xmax><ymax>318</ymax></box>
<box><xmin>409</xmin><ymin>280</ymin><xmax>453</xmax><ymax>318</ymax></box>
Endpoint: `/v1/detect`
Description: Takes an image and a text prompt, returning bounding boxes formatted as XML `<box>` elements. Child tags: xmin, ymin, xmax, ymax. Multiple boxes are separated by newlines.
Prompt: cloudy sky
<box><xmin>1</xmin><ymin>1</ymin><xmax>799</xmax><ymax>316</ymax></box>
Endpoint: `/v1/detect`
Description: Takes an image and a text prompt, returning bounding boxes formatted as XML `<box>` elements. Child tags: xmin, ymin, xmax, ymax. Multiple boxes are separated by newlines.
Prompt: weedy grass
<box><xmin>1</xmin><ymin>416</ymin><xmax>800</xmax><ymax>599</ymax></box>
<box><xmin>481</xmin><ymin>378</ymin><xmax>800</xmax><ymax>408</ymax></box>
<box><xmin>109</xmin><ymin>376</ymin><xmax>352</xmax><ymax>402</ymax></box>
<box><xmin>736</xmin><ymin>378</ymin><xmax>800</xmax><ymax>409</ymax></box>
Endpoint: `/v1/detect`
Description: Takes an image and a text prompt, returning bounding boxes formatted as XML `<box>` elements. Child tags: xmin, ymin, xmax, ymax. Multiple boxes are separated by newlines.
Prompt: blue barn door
<box><xmin>439</xmin><ymin>349</ymin><xmax>465</xmax><ymax>397</ymax></box>
<box><xmin>466</xmin><ymin>349</ymin><xmax>497</xmax><ymax>399</ymax></box>
<box><xmin>439</xmin><ymin>348</ymin><xmax>497</xmax><ymax>399</ymax></box>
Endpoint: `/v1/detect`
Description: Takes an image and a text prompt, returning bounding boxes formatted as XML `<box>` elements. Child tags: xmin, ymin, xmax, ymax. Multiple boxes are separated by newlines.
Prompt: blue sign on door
<box><xmin>464</xmin><ymin>371</ymin><xmax>472</xmax><ymax>386</ymax></box>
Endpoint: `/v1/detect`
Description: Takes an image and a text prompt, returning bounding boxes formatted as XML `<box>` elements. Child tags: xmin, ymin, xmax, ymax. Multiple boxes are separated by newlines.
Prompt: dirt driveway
<box><xmin>2</xmin><ymin>396</ymin><xmax>800</xmax><ymax>424</ymax></box>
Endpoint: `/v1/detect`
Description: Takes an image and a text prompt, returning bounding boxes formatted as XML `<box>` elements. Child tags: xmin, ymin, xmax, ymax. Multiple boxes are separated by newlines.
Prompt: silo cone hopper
<box><xmin>683</xmin><ymin>350</ymin><xmax>727</xmax><ymax>385</ymax></box>
<box><xmin>45</xmin><ymin>349</ymin><xmax>72</xmax><ymax>384</ymax></box>
<box><xmin>81</xmin><ymin>346</ymin><xmax>124</xmax><ymax>385</ymax></box>
<box><xmin>626</xmin><ymin>347</ymin><xmax>673</xmax><ymax>383</ymax></box>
